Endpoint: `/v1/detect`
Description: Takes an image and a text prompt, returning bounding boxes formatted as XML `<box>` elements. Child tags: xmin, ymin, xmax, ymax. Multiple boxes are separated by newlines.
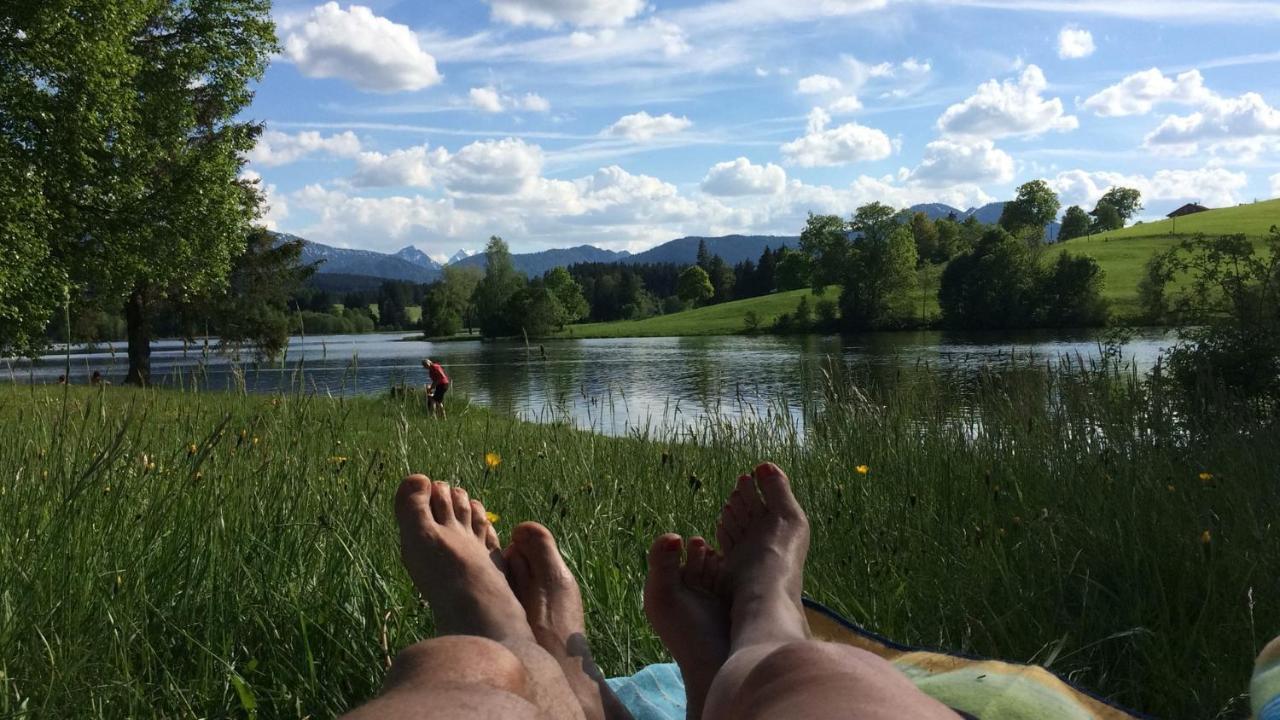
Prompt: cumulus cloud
<box><xmin>352</xmin><ymin>144</ymin><xmax>450</xmax><ymax>188</ymax></box>
<box><xmin>281</xmin><ymin>3</ymin><xmax>442</xmax><ymax>93</ymax></box>
<box><xmin>247</xmin><ymin>130</ymin><xmax>361</xmax><ymax>167</ymax></box>
<box><xmin>701</xmin><ymin>157</ymin><xmax>787</xmax><ymax>196</ymax></box>
<box><xmin>1057</xmin><ymin>26</ymin><xmax>1095</xmax><ymax>59</ymax></box>
<box><xmin>1082</xmin><ymin>68</ymin><xmax>1211</xmax><ymax>117</ymax></box>
<box><xmin>937</xmin><ymin>65</ymin><xmax>1078</xmax><ymax>139</ymax></box>
<box><xmin>780</xmin><ymin>108</ymin><xmax>894</xmax><ymax>167</ymax></box>
<box><xmin>908</xmin><ymin>139</ymin><xmax>1014</xmax><ymax>187</ymax></box>
<box><xmin>467</xmin><ymin>87</ymin><xmax>552</xmax><ymax>113</ymax></box>
<box><xmin>1144</xmin><ymin>92</ymin><xmax>1280</xmax><ymax>156</ymax></box>
<box><xmin>241</xmin><ymin>170</ymin><xmax>289</xmax><ymax>230</ymax></box>
<box><xmin>829</xmin><ymin>95</ymin><xmax>863</xmax><ymax>114</ymax></box>
<box><xmin>446</xmin><ymin>138</ymin><xmax>546</xmax><ymax>195</ymax></box>
<box><xmin>484</xmin><ymin>0</ymin><xmax>646</xmax><ymax>28</ymax></box>
<box><xmin>603</xmin><ymin>111</ymin><xmax>693</xmax><ymax>140</ymax></box>
<box><xmin>1049</xmin><ymin>167</ymin><xmax>1249</xmax><ymax>209</ymax></box>
<box><xmin>798</xmin><ymin>74</ymin><xmax>843</xmax><ymax>94</ymax></box>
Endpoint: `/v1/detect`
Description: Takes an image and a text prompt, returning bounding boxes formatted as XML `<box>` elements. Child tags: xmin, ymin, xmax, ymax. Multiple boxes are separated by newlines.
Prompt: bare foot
<box><xmin>506</xmin><ymin>522</ymin><xmax>634</xmax><ymax>720</ymax></box>
<box><xmin>395</xmin><ymin>475</ymin><xmax>532</xmax><ymax>642</ymax></box>
<box><xmin>715</xmin><ymin>463</ymin><xmax>811</xmax><ymax>651</ymax></box>
<box><xmin>644</xmin><ymin>534</ymin><xmax>731</xmax><ymax>720</ymax></box>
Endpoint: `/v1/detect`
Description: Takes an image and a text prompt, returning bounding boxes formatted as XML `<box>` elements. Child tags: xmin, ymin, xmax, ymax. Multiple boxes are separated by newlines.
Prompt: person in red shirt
<box><xmin>422</xmin><ymin>358</ymin><xmax>450</xmax><ymax>418</ymax></box>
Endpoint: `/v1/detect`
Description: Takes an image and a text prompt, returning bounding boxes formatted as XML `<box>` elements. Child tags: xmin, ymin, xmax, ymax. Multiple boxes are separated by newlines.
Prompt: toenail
<box><xmin>663</xmin><ymin>537</ymin><xmax>682</xmax><ymax>551</ymax></box>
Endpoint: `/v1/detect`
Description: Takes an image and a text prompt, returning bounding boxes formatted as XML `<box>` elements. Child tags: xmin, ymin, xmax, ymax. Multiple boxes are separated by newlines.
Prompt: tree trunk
<box><xmin>125</xmin><ymin>285</ymin><xmax>151</xmax><ymax>386</ymax></box>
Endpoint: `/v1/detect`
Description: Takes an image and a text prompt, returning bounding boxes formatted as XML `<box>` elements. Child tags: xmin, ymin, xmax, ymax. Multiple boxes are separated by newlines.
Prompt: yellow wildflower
<box><xmin>1200</xmin><ymin>529</ymin><xmax>1212</xmax><ymax>545</ymax></box>
<box><xmin>485</xmin><ymin>511</ymin><xmax>500</xmax><ymax>523</ymax></box>
<box><xmin>187</xmin><ymin>443</ymin><xmax>198</xmax><ymax>457</ymax></box>
<box><xmin>855</xmin><ymin>465</ymin><xmax>869</xmax><ymax>475</ymax></box>
<box><xmin>485</xmin><ymin>452</ymin><xmax>502</xmax><ymax>470</ymax></box>
<box><xmin>1167</xmin><ymin>484</ymin><xmax>1176</xmax><ymax>493</ymax></box>
<box><xmin>1198</xmin><ymin>472</ymin><xmax>1214</xmax><ymax>483</ymax></box>
<box><xmin>147</xmin><ymin>462</ymin><xmax>156</xmax><ymax>472</ymax></box>
<box><xmin>41</xmin><ymin>470</ymin><xmax>48</xmax><ymax>479</ymax></box>
<box><xmin>329</xmin><ymin>456</ymin><xmax>348</xmax><ymax>465</ymax></box>
<box><xmin>252</xmin><ymin>436</ymin><xmax>260</xmax><ymax>446</ymax></box>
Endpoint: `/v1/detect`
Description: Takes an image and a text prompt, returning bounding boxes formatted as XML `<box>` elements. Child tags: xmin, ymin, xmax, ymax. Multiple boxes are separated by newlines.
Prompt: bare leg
<box><xmin>343</xmin><ymin>476</ymin><xmax>585</xmax><ymax>720</ymax></box>
<box><xmin>701</xmin><ymin>463</ymin><xmax>957</xmax><ymax>720</ymax></box>
<box><xmin>644</xmin><ymin>534</ymin><xmax>730</xmax><ymax>720</ymax></box>
<box><xmin>506</xmin><ymin>522</ymin><xmax>635</xmax><ymax>720</ymax></box>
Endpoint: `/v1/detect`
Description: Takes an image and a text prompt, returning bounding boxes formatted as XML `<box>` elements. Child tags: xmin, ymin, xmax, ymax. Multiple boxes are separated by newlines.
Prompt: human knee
<box><xmin>740</xmin><ymin>641</ymin><xmax>892</xmax><ymax>695</ymax></box>
<box><xmin>384</xmin><ymin>636</ymin><xmax>529</xmax><ymax>696</ymax></box>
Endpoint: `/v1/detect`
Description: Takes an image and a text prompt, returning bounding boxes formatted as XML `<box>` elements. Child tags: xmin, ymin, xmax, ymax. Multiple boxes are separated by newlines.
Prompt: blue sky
<box><xmin>243</xmin><ymin>0</ymin><xmax>1280</xmax><ymax>261</ymax></box>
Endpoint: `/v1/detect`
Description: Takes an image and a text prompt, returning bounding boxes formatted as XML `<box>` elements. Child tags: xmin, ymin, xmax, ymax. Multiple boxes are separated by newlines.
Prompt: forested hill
<box><xmin>624</xmin><ymin>234</ymin><xmax>798</xmax><ymax>265</ymax></box>
<box><xmin>450</xmin><ymin>244</ymin><xmax>629</xmax><ymax>276</ymax></box>
<box><xmin>288</xmin><ymin>235</ymin><xmax>441</xmax><ymax>283</ymax></box>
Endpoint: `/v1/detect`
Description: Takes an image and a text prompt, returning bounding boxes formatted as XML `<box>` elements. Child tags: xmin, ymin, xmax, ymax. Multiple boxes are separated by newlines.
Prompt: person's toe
<box><xmin>451</xmin><ymin>486</ymin><xmax>472</xmax><ymax>526</ymax></box>
<box><xmin>738</xmin><ymin>473</ymin><xmax>765</xmax><ymax>518</ymax></box>
<box><xmin>754</xmin><ymin>462</ymin><xmax>802</xmax><ymax>519</ymax></box>
<box><xmin>469</xmin><ymin>499</ymin><xmax>488</xmax><ymax>539</ymax></box>
<box><xmin>512</xmin><ymin>522</ymin><xmax>560</xmax><ymax>569</ymax></box>
<box><xmin>700</xmin><ymin>549</ymin><xmax>721</xmax><ymax>593</ymax></box>
<box><xmin>506</xmin><ymin>543</ymin><xmax>532</xmax><ymax>599</ymax></box>
<box><xmin>682</xmin><ymin>537</ymin><xmax>708</xmax><ymax>587</ymax></box>
<box><xmin>429</xmin><ymin>481</ymin><xmax>455</xmax><ymax>524</ymax></box>
<box><xmin>645</xmin><ymin>534</ymin><xmax>684</xmax><ymax>594</ymax></box>
<box><xmin>395</xmin><ymin>475</ymin><xmax>436</xmax><ymax>535</ymax></box>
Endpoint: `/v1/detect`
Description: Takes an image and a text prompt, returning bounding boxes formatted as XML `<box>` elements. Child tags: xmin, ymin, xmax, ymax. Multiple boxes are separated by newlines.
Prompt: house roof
<box><xmin>1167</xmin><ymin>203</ymin><xmax>1210</xmax><ymax>218</ymax></box>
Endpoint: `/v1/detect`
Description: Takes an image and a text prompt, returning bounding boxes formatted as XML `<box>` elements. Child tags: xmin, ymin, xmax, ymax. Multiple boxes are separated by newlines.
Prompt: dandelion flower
<box><xmin>329</xmin><ymin>456</ymin><xmax>348</xmax><ymax>465</ymax></box>
<box><xmin>485</xmin><ymin>511</ymin><xmax>500</xmax><ymax>523</ymax></box>
<box><xmin>485</xmin><ymin>452</ymin><xmax>502</xmax><ymax>470</ymax></box>
<box><xmin>187</xmin><ymin>443</ymin><xmax>198</xmax><ymax>457</ymax></box>
<box><xmin>855</xmin><ymin>465</ymin><xmax>869</xmax><ymax>475</ymax></box>
<box><xmin>1198</xmin><ymin>472</ymin><xmax>1214</xmax><ymax>482</ymax></box>
<box><xmin>1200</xmin><ymin>529</ymin><xmax>1212</xmax><ymax>545</ymax></box>
<box><xmin>252</xmin><ymin>437</ymin><xmax>260</xmax><ymax>446</ymax></box>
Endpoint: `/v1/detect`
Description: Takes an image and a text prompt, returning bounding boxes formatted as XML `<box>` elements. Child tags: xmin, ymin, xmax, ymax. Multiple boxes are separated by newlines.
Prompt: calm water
<box><xmin>6</xmin><ymin>331</ymin><xmax>1174</xmax><ymax>436</ymax></box>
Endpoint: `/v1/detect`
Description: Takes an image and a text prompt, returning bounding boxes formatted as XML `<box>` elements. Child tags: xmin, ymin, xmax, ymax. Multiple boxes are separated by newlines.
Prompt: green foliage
<box><xmin>839</xmin><ymin>204</ymin><xmax>918</xmax><ymax>330</ymax></box>
<box><xmin>1036</xmin><ymin>251</ymin><xmax>1109</xmax><ymax>328</ymax></box>
<box><xmin>544</xmin><ymin>267</ymin><xmax>589</xmax><ymax>328</ymax></box>
<box><xmin>1096</xmin><ymin>187</ymin><xmax>1143</xmax><ymax>223</ymax></box>
<box><xmin>799</xmin><ymin>213</ymin><xmax>849</xmax><ymax>289</ymax></box>
<box><xmin>474</xmin><ymin>237</ymin><xmax>525</xmax><ymax>337</ymax></box>
<box><xmin>909</xmin><ymin>212</ymin><xmax>940</xmax><ymax>266</ymax></box>
<box><xmin>676</xmin><ymin>265</ymin><xmax>715</xmax><ymax>307</ymax></box>
<box><xmin>775</xmin><ymin>248</ymin><xmax>812</xmax><ymax>291</ymax></box>
<box><xmin>508</xmin><ymin>280</ymin><xmax>563</xmax><ymax>338</ymax></box>
<box><xmin>999</xmin><ymin>180</ymin><xmax>1061</xmax><ymax>242</ymax></box>
<box><xmin>1091</xmin><ymin>203</ymin><xmax>1124</xmax><ymax>234</ymax></box>
<box><xmin>1145</xmin><ymin>229</ymin><xmax>1280</xmax><ymax>415</ymax></box>
<box><xmin>423</xmin><ymin>265</ymin><xmax>482</xmax><ymax>337</ymax></box>
<box><xmin>1059</xmin><ymin>205</ymin><xmax>1092</xmax><ymax>242</ymax></box>
<box><xmin>940</xmin><ymin>228</ymin><xmax>1039</xmax><ymax>329</ymax></box>
<box><xmin>198</xmin><ymin>230</ymin><xmax>314</xmax><ymax>360</ymax></box>
<box><xmin>742</xmin><ymin>310</ymin><xmax>761</xmax><ymax>333</ymax></box>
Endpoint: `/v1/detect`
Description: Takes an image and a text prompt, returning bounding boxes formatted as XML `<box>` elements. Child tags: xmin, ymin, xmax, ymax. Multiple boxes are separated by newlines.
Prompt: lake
<box><xmin>6</xmin><ymin>330</ymin><xmax>1174</xmax><ymax>436</ymax></box>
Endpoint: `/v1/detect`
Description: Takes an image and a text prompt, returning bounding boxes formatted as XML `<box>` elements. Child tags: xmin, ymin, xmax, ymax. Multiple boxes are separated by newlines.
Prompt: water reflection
<box><xmin>5</xmin><ymin>330</ymin><xmax>1173</xmax><ymax>437</ymax></box>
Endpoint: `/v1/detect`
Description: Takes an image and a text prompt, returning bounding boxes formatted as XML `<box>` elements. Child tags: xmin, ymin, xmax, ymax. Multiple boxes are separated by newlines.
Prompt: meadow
<box><xmin>1</xmin><ymin>364</ymin><xmax>1276</xmax><ymax>719</ymax></box>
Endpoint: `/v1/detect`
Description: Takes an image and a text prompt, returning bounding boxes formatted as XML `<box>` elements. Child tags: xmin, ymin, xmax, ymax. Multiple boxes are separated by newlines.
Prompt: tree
<box><xmin>508</xmin><ymin>279</ymin><xmax>562</xmax><ymax>338</ymax></box>
<box><xmin>437</xmin><ymin>264</ymin><xmax>482</xmax><ymax>332</ymax></box>
<box><xmin>1036</xmin><ymin>251</ymin><xmax>1108</xmax><ymax>327</ymax></box>
<box><xmin>839</xmin><ymin>203</ymin><xmax>917</xmax><ymax>330</ymax></box>
<box><xmin>1059</xmin><ymin>205</ymin><xmax>1092</xmax><ymax>242</ymax></box>
<box><xmin>999</xmin><ymin>180</ymin><xmax>1061</xmax><ymax>243</ymax></box>
<box><xmin>706</xmin><ymin>255</ymin><xmax>735</xmax><ymax>304</ymax></box>
<box><xmin>677</xmin><ymin>265</ymin><xmax>714</xmax><ymax>307</ymax></box>
<box><xmin>934</xmin><ymin>218</ymin><xmax>964</xmax><ymax>262</ymax></box>
<box><xmin>377</xmin><ymin>281</ymin><xmax>416</xmax><ymax>329</ymax></box>
<box><xmin>2</xmin><ymin>0</ymin><xmax>278</xmax><ymax>383</ymax></box>
<box><xmin>909</xmin><ymin>212</ymin><xmax>939</xmax><ymax>265</ymax></box>
<box><xmin>696</xmin><ymin>239</ymin><xmax>711</xmax><ymax>272</ymax></box>
<box><xmin>775</xmin><ymin>248</ymin><xmax>812</xmax><ymax>291</ymax></box>
<box><xmin>474</xmin><ymin>236</ymin><xmax>526</xmax><ymax>337</ymax></box>
<box><xmin>1096</xmin><ymin>187</ymin><xmax>1143</xmax><ymax>224</ymax></box>
<box><xmin>798</xmin><ymin>214</ymin><xmax>849</xmax><ymax>290</ymax></box>
<box><xmin>543</xmin><ymin>267</ymin><xmax>589</xmax><ymax>329</ymax></box>
<box><xmin>939</xmin><ymin>228</ymin><xmax>1039</xmax><ymax>329</ymax></box>
<box><xmin>754</xmin><ymin>246</ymin><xmax>778</xmax><ymax>295</ymax></box>
<box><xmin>1090</xmin><ymin>203</ymin><xmax>1123</xmax><ymax>233</ymax></box>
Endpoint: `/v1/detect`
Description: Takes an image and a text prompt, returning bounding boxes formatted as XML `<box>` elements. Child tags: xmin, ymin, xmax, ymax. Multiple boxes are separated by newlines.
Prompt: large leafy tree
<box><xmin>676</xmin><ymin>265</ymin><xmax>714</xmax><ymax>307</ymax></box>
<box><xmin>840</xmin><ymin>202</ymin><xmax>918</xmax><ymax>329</ymax></box>
<box><xmin>1094</xmin><ymin>186</ymin><xmax>1143</xmax><ymax>225</ymax></box>
<box><xmin>1</xmin><ymin>0</ymin><xmax>276</xmax><ymax>382</ymax></box>
<box><xmin>939</xmin><ymin>228</ymin><xmax>1039</xmax><ymax>329</ymax></box>
<box><xmin>999</xmin><ymin>180</ymin><xmax>1061</xmax><ymax>243</ymax></box>
<box><xmin>474</xmin><ymin>236</ymin><xmax>526</xmax><ymax>337</ymax></box>
<box><xmin>1059</xmin><ymin>205</ymin><xmax>1092</xmax><ymax>242</ymax></box>
<box><xmin>543</xmin><ymin>267</ymin><xmax>589</xmax><ymax>329</ymax></box>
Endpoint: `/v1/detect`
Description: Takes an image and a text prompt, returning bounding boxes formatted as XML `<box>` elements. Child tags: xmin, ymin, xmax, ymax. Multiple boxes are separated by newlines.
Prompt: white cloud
<box><xmin>294</xmin><ymin>185</ymin><xmax>478</xmax><ymax>252</ymax></box>
<box><xmin>937</xmin><ymin>65</ymin><xmax>1078</xmax><ymax>139</ymax></box>
<box><xmin>780</xmin><ymin>107</ymin><xmax>894</xmax><ymax>167</ymax></box>
<box><xmin>1057</xmin><ymin>26</ymin><xmax>1095</xmax><ymax>59</ymax></box>
<box><xmin>908</xmin><ymin>139</ymin><xmax>1015</xmax><ymax>187</ymax></box>
<box><xmin>1082</xmin><ymin>68</ymin><xmax>1211</xmax><ymax>117</ymax></box>
<box><xmin>242</xmin><ymin>171</ymin><xmax>289</xmax><ymax>231</ymax></box>
<box><xmin>484</xmin><ymin>0</ymin><xmax>646</xmax><ymax>28</ymax></box>
<box><xmin>755</xmin><ymin>67</ymin><xmax>770</xmax><ymax>77</ymax></box>
<box><xmin>829</xmin><ymin>95</ymin><xmax>864</xmax><ymax>114</ymax></box>
<box><xmin>446</xmin><ymin>138</ymin><xmax>545</xmax><ymax>195</ymax></box>
<box><xmin>1145</xmin><ymin>92</ymin><xmax>1280</xmax><ymax>156</ymax></box>
<box><xmin>1272</xmin><ymin>172</ymin><xmax>1280</xmax><ymax>198</ymax></box>
<box><xmin>247</xmin><ymin>130</ymin><xmax>361</xmax><ymax>167</ymax></box>
<box><xmin>603</xmin><ymin>111</ymin><xmax>693</xmax><ymax>141</ymax></box>
<box><xmin>281</xmin><ymin>3</ymin><xmax>441</xmax><ymax>93</ymax></box>
<box><xmin>469</xmin><ymin>87</ymin><xmax>505</xmax><ymax>113</ymax></box>
<box><xmin>701</xmin><ymin>157</ymin><xmax>787</xmax><ymax>196</ymax></box>
<box><xmin>798</xmin><ymin>74</ymin><xmax>843</xmax><ymax>94</ymax></box>
<box><xmin>516</xmin><ymin>93</ymin><xmax>552</xmax><ymax>112</ymax></box>
<box><xmin>352</xmin><ymin>144</ymin><xmax>450</xmax><ymax>188</ymax></box>
<box><xmin>1049</xmin><ymin>167</ymin><xmax>1249</xmax><ymax>209</ymax></box>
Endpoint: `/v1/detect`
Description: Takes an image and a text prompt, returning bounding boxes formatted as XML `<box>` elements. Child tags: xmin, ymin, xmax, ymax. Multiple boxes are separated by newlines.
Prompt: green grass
<box><xmin>561</xmin><ymin>287</ymin><xmax>831</xmax><ymax>338</ymax></box>
<box><xmin>562</xmin><ymin>200</ymin><xmax>1280</xmax><ymax>337</ymax></box>
<box><xmin>1</xmin><ymin>370</ymin><xmax>1276</xmax><ymax>718</ymax></box>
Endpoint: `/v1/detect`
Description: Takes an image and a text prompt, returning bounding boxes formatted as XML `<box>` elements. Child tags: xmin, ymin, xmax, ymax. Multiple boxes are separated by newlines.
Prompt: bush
<box><xmin>742</xmin><ymin>310</ymin><xmax>761</xmax><ymax>333</ymax></box>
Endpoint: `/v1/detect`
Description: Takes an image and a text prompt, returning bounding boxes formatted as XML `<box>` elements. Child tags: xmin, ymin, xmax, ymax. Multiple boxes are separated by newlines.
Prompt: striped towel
<box><xmin>607</xmin><ymin>598</ymin><xmax>1146</xmax><ymax>720</ymax></box>
<box><xmin>1253</xmin><ymin>637</ymin><xmax>1280</xmax><ymax>720</ymax></box>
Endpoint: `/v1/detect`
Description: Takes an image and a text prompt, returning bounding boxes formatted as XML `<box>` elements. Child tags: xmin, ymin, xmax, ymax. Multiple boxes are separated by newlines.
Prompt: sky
<box><xmin>244</xmin><ymin>0</ymin><xmax>1280</xmax><ymax>262</ymax></box>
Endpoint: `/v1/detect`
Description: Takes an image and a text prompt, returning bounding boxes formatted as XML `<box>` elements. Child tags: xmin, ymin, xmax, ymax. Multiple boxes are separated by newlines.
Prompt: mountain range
<box><xmin>288</xmin><ymin>203</ymin><xmax>1056</xmax><ymax>290</ymax></box>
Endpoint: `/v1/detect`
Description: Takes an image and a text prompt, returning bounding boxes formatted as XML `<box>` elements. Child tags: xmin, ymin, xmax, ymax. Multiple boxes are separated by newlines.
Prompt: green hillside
<box><xmin>562</xmin><ymin>200</ymin><xmax>1279</xmax><ymax>337</ymax></box>
<box><xmin>561</xmin><ymin>287</ymin><xmax>830</xmax><ymax>338</ymax></box>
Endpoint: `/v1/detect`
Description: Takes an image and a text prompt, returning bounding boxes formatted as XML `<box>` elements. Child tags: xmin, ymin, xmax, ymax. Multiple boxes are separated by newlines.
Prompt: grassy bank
<box><xmin>561</xmin><ymin>287</ymin><xmax>829</xmax><ymax>338</ymax></box>
<box><xmin>1</xmin><ymin>373</ymin><xmax>1276</xmax><ymax>718</ymax></box>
